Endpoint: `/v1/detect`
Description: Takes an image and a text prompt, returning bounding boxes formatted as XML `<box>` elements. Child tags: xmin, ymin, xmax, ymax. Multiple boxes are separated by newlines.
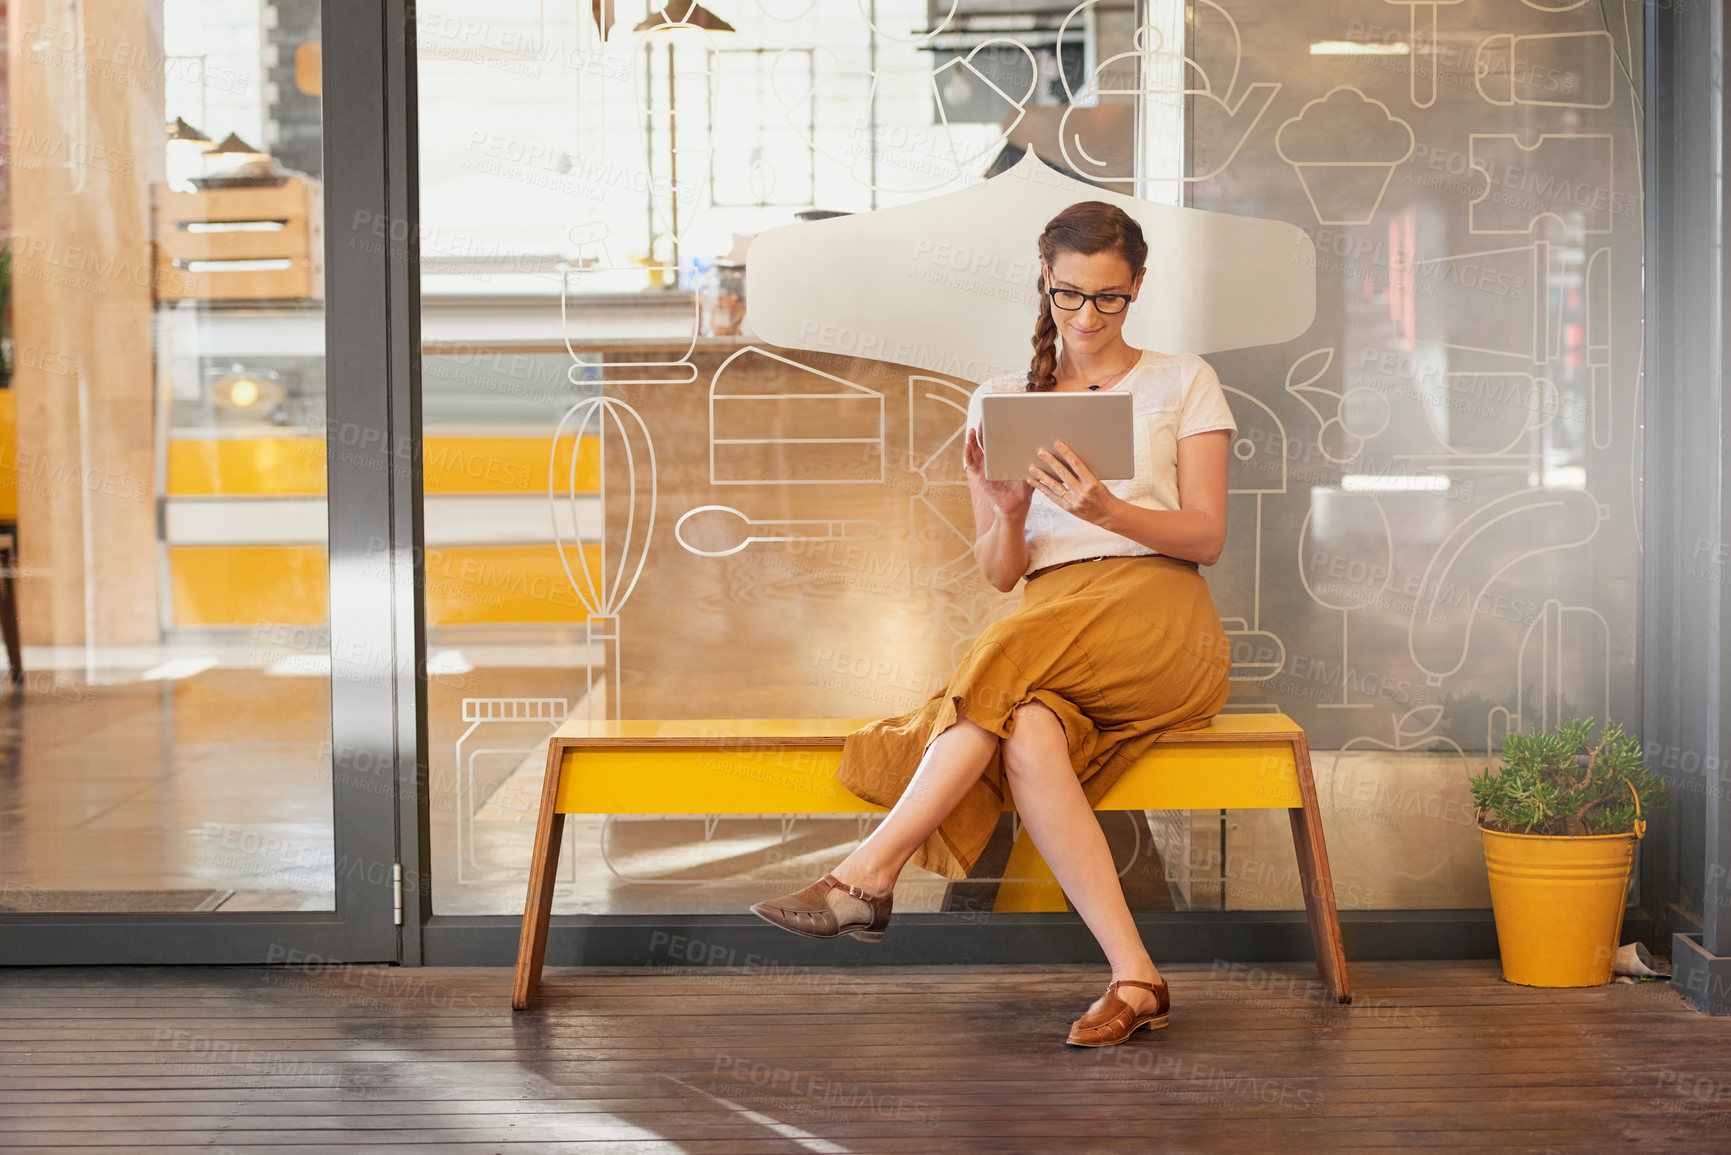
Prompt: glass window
<box><xmin>415</xmin><ymin>0</ymin><xmax>1643</xmax><ymax>919</ymax></box>
<box><xmin>1</xmin><ymin>0</ymin><xmax>333</xmax><ymax>912</ymax></box>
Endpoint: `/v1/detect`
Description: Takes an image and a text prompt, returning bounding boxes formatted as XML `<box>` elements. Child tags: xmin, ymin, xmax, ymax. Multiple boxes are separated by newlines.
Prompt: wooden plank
<box><xmin>1288</xmin><ymin>735</ymin><xmax>1352</xmax><ymax>1003</ymax></box>
<box><xmin>548</xmin><ymin>717</ymin><xmax>871</xmax><ymax>745</ymax></box>
<box><xmin>153</xmin><ymin>217</ymin><xmax>310</xmax><ymax>262</ymax></box>
<box><xmin>544</xmin><ymin>712</ymin><xmax>1305</xmax><ymax>746</ymax></box>
<box><xmin>512</xmin><ymin>740</ymin><xmax>571</xmax><ymax>1012</ymax></box>
<box><xmin>154</xmin><ymin>256</ymin><xmax>317</xmax><ymax>302</ymax></box>
<box><xmin>153</xmin><ymin>180</ymin><xmax>314</xmax><ymax>226</ymax></box>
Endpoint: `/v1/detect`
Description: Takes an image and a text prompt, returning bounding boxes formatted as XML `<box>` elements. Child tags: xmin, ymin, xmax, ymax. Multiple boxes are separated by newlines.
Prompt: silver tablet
<box><xmin>979</xmin><ymin>391</ymin><xmax>1136</xmax><ymax>482</ymax></box>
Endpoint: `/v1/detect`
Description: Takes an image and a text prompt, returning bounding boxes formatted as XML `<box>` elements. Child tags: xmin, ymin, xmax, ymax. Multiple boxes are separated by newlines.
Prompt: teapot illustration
<box><xmin>1055</xmin><ymin>0</ymin><xmax>1278</xmax><ymax>188</ymax></box>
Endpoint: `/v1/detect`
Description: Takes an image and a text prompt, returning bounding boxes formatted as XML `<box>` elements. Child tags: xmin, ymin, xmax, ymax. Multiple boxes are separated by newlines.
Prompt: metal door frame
<box><xmin>0</xmin><ymin>0</ymin><xmax>420</xmax><ymax>966</ymax></box>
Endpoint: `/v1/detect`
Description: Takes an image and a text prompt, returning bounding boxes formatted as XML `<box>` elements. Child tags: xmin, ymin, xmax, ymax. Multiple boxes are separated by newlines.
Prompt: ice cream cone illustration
<box><xmin>1276</xmin><ymin>87</ymin><xmax>1415</xmax><ymax>226</ymax></box>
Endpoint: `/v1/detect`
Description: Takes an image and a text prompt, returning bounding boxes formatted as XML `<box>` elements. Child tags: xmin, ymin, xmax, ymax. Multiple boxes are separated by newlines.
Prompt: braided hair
<box><xmin>1025</xmin><ymin>202</ymin><xmax>1149</xmax><ymax>393</ymax></box>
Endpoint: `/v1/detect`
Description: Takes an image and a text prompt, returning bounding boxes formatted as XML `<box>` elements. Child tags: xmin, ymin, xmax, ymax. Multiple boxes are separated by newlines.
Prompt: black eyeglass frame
<box><xmin>1046</xmin><ymin>286</ymin><xmax>1134</xmax><ymax>315</ymax></box>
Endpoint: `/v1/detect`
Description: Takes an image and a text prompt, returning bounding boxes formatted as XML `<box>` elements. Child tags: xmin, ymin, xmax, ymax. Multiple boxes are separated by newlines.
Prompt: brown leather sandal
<box><xmin>749</xmin><ymin>873</ymin><xmax>893</xmax><ymax>942</ymax></box>
<box><xmin>1065</xmin><ymin>977</ymin><xmax>1171</xmax><ymax>1046</ymax></box>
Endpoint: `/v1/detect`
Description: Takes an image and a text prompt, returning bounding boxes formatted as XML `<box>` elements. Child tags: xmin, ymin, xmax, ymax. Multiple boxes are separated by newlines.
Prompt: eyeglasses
<box><xmin>1048</xmin><ymin>287</ymin><xmax>1132</xmax><ymax>315</ymax></box>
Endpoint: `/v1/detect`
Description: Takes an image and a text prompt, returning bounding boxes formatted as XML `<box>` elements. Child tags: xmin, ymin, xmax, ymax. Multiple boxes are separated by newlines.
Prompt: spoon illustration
<box><xmin>674</xmin><ymin>504</ymin><xmax>883</xmax><ymax>558</ymax></box>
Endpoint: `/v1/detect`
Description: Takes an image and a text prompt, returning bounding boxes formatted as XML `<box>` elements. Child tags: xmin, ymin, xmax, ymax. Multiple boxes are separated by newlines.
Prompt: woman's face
<box><xmin>1044</xmin><ymin>249</ymin><xmax>1144</xmax><ymax>356</ymax></box>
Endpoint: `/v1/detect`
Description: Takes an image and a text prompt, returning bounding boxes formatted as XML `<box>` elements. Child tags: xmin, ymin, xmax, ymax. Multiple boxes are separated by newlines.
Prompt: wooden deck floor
<box><xmin>3</xmin><ymin>960</ymin><xmax>1730</xmax><ymax>1152</ymax></box>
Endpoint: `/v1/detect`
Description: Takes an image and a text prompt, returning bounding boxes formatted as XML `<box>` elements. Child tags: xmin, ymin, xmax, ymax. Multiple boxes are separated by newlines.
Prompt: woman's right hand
<box><xmin>965</xmin><ymin>426</ymin><xmax>1034</xmax><ymax>517</ymax></box>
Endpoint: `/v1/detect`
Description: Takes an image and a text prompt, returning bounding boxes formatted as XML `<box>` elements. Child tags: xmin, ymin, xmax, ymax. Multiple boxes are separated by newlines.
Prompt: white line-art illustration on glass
<box><xmin>1405</xmin><ymin>488</ymin><xmax>1606</xmax><ymax>686</ymax></box>
<box><xmin>709</xmin><ymin>346</ymin><xmax>885</xmax><ymax>485</ymax></box>
<box><xmin>769</xmin><ymin>36</ymin><xmax>1037</xmax><ymax>195</ymax></box>
<box><xmin>1398</xmin><ymin>242</ymin><xmax>1612</xmax><ymax>402</ymax></box>
<box><xmin>1485</xmin><ymin>598</ymin><xmax>1612</xmax><ymax>754</ymax></box>
<box><xmin>1055</xmin><ymin>0</ymin><xmax>1279</xmax><ymax>188</ymax></box>
<box><xmin>939</xmin><ymin>590</ymin><xmax>1019</xmax><ymax>669</ymax></box>
<box><xmin>1385</xmin><ymin>245</ymin><xmax>1613</xmax><ymax>471</ymax></box>
<box><xmin>1401</xmin><ymin>240</ymin><xmax>1553</xmax><ymax>361</ymax></box>
<box><xmin>1467</xmin><ymin>134</ymin><xmax>1614</xmax><ymax>235</ymax></box>
<box><xmin>1275</xmin><ymin>87</ymin><xmax>1415</xmax><ymax>226</ymax></box>
<box><xmin>906</xmin><ymin>382</ymin><xmax>1019</xmax><ymax>662</ymax></box>
<box><xmin>1586</xmin><ymin>246</ymin><xmax>1614</xmax><ymax>451</ymax></box>
<box><xmin>863</xmin><ymin>0</ymin><xmax>966</xmax><ymax>42</ymax></box>
<box><xmin>1218</xmin><ymin>385</ymin><xmax>1287</xmax><ymax>683</ymax></box>
<box><xmin>1475</xmin><ymin>29</ymin><xmax>1615</xmax><ymax>109</ymax></box>
<box><xmin>1284</xmin><ymin>347</ymin><xmax>1390</xmax><ymax>464</ymax></box>
<box><xmin>550</xmin><ymin>396</ymin><xmax>657</xmax><ymax>720</ymax></box>
<box><xmin>1338</xmin><ymin>709</ymin><xmax>1469</xmax><ymax>783</ymax></box>
<box><xmin>455</xmin><ymin>697</ymin><xmax>572</xmax><ymax>883</ymax></box>
<box><xmin>746</xmin><ymin>150</ymin><xmax>1316</xmax><ymax>378</ymax></box>
<box><xmin>752</xmin><ymin>0</ymin><xmax>820</xmax><ymax>23</ymax></box>
<box><xmin>907</xmin><ymin>376</ymin><xmax>977</xmax><ymax>580</ymax></box>
<box><xmin>1298</xmin><ymin>491</ymin><xmax>1393</xmax><ymax>710</ymax></box>
<box><xmin>1334</xmin><ymin>708</ymin><xmax>1473</xmax><ymax>832</ymax></box>
<box><xmin>673</xmin><ymin>504</ymin><xmax>883</xmax><ymax>557</ymax></box>
<box><xmin>1379</xmin><ymin>0</ymin><xmax>1466</xmax><ymax>108</ymax></box>
<box><xmin>1329</xmin><ymin>707</ymin><xmax>1476</xmax><ymax>895</ymax></box>
<box><xmin>561</xmin><ymin>224</ymin><xmax>699</xmax><ymax>385</ymax></box>
<box><xmin>933</xmin><ymin>39</ymin><xmax>1040</xmax><ymax>166</ymax></box>
<box><xmin>632</xmin><ymin>3</ymin><xmax>732</xmax><ymax>253</ymax></box>
<box><xmin>1418</xmin><ymin>372</ymin><xmax>1561</xmax><ymax>458</ymax></box>
<box><xmin>1521</xmin><ymin>0</ymin><xmax>1592</xmax><ymax>10</ymax></box>
<box><xmin>709</xmin><ymin>46</ymin><xmax>815</xmax><ymax>209</ymax></box>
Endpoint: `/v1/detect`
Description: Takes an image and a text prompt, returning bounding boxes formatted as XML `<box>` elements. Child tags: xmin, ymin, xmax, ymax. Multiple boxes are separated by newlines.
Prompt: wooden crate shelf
<box><xmin>152</xmin><ymin>177</ymin><xmax>323</xmax><ymax>301</ymax></box>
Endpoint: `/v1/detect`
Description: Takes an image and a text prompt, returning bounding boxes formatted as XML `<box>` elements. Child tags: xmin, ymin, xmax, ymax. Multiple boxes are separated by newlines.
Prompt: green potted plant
<box><xmin>1470</xmin><ymin>716</ymin><xmax>1668</xmax><ymax>987</ymax></box>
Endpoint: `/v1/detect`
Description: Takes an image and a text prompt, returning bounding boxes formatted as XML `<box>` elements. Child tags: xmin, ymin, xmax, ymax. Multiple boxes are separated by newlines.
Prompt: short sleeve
<box><xmin>967</xmin><ymin>372</ymin><xmax>1023</xmax><ymax>434</ymax></box>
<box><xmin>966</xmin><ymin>382</ymin><xmax>986</xmax><ymax>435</ymax></box>
<box><xmin>1178</xmin><ymin>356</ymin><xmax>1237</xmax><ymax>440</ymax></box>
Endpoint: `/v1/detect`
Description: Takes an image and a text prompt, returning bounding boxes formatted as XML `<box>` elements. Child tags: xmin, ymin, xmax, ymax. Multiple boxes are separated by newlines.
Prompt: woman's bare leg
<box><xmin>828</xmin><ymin>715</ymin><xmax>999</xmax><ymax>897</ymax></box>
<box><xmin>1000</xmin><ymin>702</ymin><xmax>1163</xmax><ymax>1010</ymax></box>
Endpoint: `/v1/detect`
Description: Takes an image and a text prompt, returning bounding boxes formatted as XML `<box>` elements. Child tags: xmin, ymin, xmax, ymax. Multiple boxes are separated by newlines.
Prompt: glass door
<box><xmin>0</xmin><ymin>0</ymin><xmax>400</xmax><ymax>963</ymax></box>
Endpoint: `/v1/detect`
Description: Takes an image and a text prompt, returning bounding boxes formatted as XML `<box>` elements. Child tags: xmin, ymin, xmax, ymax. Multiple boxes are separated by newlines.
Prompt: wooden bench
<box><xmin>512</xmin><ymin>713</ymin><xmax>1351</xmax><ymax>1009</ymax></box>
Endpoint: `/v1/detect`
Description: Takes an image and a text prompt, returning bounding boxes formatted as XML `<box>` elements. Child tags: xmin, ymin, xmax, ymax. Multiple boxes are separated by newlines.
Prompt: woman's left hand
<box><xmin>1030</xmin><ymin>442</ymin><xmax>1121</xmax><ymax>527</ymax></box>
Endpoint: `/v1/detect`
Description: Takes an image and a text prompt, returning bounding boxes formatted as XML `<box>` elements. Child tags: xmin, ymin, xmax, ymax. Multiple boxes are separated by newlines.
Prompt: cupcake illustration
<box><xmin>1276</xmin><ymin>87</ymin><xmax>1415</xmax><ymax>226</ymax></box>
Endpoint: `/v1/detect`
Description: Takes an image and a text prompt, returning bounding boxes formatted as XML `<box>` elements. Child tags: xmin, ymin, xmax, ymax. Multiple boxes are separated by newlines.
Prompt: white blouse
<box><xmin>965</xmin><ymin>349</ymin><xmax>1238</xmax><ymax>576</ymax></box>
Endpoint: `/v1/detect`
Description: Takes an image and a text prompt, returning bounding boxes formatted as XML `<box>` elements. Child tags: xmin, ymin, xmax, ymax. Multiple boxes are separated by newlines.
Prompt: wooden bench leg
<box><xmin>513</xmin><ymin>740</ymin><xmax>569</xmax><ymax>1011</ymax></box>
<box><xmin>1287</xmin><ymin>736</ymin><xmax>1352</xmax><ymax>1004</ymax></box>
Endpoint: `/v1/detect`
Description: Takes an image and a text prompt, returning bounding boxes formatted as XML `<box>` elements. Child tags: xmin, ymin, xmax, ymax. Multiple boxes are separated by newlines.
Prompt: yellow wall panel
<box><xmin>166</xmin><ymin>435</ymin><xmax>600</xmax><ymax>496</ymax></box>
<box><xmin>423</xmin><ymin>436</ymin><xmax>599</xmax><ymax>494</ymax></box>
<box><xmin>168</xmin><ymin>438</ymin><xmax>325</xmax><ymax>496</ymax></box>
<box><xmin>169</xmin><ymin>545</ymin><xmax>329</xmax><ymax>626</ymax></box>
<box><xmin>169</xmin><ymin>542</ymin><xmax>604</xmax><ymax>626</ymax></box>
<box><xmin>424</xmin><ymin>544</ymin><xmax>603</xmax><ymax>625</ymax></box>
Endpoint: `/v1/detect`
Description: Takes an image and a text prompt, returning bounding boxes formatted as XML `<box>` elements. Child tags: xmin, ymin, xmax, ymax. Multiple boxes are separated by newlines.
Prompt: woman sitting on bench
<box><xmin>751</xmin><ymin>201</ymin><xmax>1237</xmax><ymax>1047</ymax></box>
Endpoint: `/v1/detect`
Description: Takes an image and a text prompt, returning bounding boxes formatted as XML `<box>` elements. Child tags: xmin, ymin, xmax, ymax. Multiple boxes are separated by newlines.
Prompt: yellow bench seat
<box><xmin>513</xmin><ymin>712</ymin><xmax>1349</xmax><ymax>1009</ymax></box>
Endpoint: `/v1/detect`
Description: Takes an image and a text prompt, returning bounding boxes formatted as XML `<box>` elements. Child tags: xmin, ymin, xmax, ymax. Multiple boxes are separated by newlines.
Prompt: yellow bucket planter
<box><xmin>1479</xmin><ymin>821</ymin><xmax>1641</xmax><ymax>987</ymax></box>
<box><xmin>1470</xmin><ymin>718</ymin><xmax>1664</xmax><ymax>989</ymax></box>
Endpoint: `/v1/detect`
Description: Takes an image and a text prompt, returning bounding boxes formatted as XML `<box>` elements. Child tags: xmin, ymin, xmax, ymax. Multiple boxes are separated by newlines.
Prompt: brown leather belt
<box><xmin>1024</xmin><ymin>553</ymin><xmax>1198</xmax><ymax>583</ymax></box>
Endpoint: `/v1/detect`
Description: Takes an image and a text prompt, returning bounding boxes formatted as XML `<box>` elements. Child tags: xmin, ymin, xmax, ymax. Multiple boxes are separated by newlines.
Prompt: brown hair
<box><xmin>1025</xmin><ymin>201</ymin><xmax>1149</xmax><ymax>392</ymax></box>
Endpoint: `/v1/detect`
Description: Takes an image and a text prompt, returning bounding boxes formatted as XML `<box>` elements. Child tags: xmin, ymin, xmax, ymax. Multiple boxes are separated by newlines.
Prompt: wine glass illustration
<box><xmin>1298</xmin><ymin>491</ymin><xmax>1393</xmax><ymax>709</ymax></box>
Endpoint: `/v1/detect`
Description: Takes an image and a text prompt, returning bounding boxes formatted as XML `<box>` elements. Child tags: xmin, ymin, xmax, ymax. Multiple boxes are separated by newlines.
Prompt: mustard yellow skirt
<box><xmin>834</xmin><ymin>554</ymin><xmax>1233</xmax><ymax>880</ymax></box>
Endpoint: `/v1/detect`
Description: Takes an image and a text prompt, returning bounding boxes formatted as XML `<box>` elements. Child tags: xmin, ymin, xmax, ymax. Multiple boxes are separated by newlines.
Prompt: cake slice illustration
<box><xmin>1276</xmin><ymin>87</ymin><xmax>1415</xmax><ymax>226</ymax></box>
